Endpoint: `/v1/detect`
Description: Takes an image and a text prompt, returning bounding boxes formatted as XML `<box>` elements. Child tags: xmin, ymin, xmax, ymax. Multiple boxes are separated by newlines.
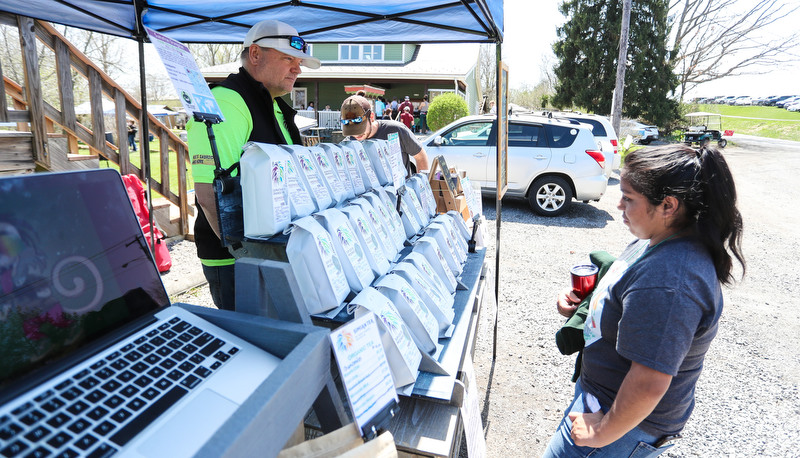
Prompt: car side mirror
<box><xmin>433</xmin><ymin>135</ymin><xmax>445</xmax><ymax>146</ymax></box>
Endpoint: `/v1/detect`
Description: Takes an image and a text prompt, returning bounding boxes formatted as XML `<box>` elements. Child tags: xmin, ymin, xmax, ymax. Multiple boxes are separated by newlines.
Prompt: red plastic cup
<box><xmin>570</xmin><ymin>264</ymin><xmax>599</xmax><ymax>300</ymax></box>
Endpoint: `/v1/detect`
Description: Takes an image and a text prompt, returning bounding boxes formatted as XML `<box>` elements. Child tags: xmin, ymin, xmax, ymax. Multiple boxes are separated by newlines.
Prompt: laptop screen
<box><xmin>0</xmin><ymin>169</ymin><xmax>170</xmax><ymax>387</ymax></box>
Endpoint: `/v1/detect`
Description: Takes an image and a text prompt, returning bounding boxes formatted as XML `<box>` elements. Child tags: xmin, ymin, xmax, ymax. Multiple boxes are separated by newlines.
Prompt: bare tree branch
<box><xmin>670</xmin><ymin>0</ymin><xmax>800</xmax><ymax>98</ymax></box>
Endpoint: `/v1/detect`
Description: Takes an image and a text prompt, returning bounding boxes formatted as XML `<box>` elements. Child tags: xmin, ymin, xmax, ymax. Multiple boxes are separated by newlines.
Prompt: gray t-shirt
<box><xmin>373</xmin><ymin>120</ymin><xmax>423</xmax><ymax>175</ymax></box>
<box><xmin>580</xmin><ymin>237</ymin><xmax>723</xmax><ymax>437</ymax></box>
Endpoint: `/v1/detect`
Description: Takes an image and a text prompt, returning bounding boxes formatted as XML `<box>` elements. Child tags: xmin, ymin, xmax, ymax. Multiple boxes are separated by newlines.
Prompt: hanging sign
<box><xmin>145</xmin><ymin>27</ymin><xmax>223</xmax><ymax>120</ymax></box>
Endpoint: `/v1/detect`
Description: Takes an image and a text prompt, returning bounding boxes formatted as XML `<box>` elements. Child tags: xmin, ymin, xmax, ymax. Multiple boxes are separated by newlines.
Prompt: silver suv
<box><xmin>424</xmin><ymin>114</ymin><xmax>608</xmax><ymax>216</ymax></box>
<box><xmin>561</xmin><ymin>113</ymin><xmax>620</xmax><ymax>175</ymax></box>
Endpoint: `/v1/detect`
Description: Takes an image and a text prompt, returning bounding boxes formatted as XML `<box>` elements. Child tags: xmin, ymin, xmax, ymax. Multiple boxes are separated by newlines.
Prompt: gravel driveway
<box><xmin>166</xmin><ymin>138</ymin><xmax>800</xmax><ymax>457</ymax></box>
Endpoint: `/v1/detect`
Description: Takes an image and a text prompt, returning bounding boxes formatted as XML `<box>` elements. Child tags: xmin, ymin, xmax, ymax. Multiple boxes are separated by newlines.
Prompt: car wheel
<box><xmin>717</xmin><ymin>139</ymin><xmax>727</xmax><ymax>148</ymax></box>
<box><xmin>638</xmin><ymin>139</ymin><xmax>651</xmax><ymax>145</ymax></box>
<box><xmin>528</xmin><ymin>176</ymin><xmax>573</xmax><ymax>216</ymax></box>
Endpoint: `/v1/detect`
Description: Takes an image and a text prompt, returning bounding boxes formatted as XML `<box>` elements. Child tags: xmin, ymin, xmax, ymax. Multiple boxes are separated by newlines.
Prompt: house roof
<box><xmin>201</xmin><ymin>43</ymin><xmax>481</xmax><ymax>82</ymax></box>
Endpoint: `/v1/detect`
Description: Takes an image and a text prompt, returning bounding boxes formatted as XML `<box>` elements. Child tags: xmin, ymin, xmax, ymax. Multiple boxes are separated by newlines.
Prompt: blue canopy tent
<box><xmin>0</xmin><ymin>0</ymin><xmax>505</xmax><ymax>357</ymax></box>
<box><xmin>0</xmin><ymin>1</ymin><xmax>503</xmax><ymax>43</ymax></box>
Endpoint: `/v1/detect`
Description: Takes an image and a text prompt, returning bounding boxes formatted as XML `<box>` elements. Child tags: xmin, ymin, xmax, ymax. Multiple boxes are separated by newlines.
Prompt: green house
<box><xmin>202</xmin><ymin>43</ymin><xmax>484</xmax><ymax>117</ymax></box>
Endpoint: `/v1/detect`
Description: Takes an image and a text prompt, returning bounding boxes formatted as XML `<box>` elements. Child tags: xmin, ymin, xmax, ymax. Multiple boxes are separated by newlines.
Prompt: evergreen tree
<box><xmin>552</xmin><ymin>0</ymin><xmax>679</xmax><ymax>129</ymax></box>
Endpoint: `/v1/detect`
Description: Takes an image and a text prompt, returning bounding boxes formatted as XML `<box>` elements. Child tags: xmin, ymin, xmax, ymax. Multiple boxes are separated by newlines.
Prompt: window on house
<box><xmin>339</xmin><ymin>44</ymin><xmax>384</xmax><ymax>62</ymax></box>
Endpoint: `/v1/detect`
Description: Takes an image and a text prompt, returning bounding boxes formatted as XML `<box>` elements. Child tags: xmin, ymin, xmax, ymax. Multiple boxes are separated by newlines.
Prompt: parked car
<box><xmin>786</xmin><ymin>101</ymin><xmax>800</xmax><ymax>112</ymax></box>
<box><xmin>768</xmin><ymin>95</ymin><xmax>794</xmax><ymax>106</ymax></box>
<box><xmin>619</xmin><ymin>120</ymin><xmax>659</xmax><ymax>144</ymax></box>
<box><xmin>423</xmin><ymin>114</ymin><xmax>608</xmax><ymax>216</ymax></box>
<box><xmin>562</xmin><ymin>113</ymin><xmax>620</xmax><ymax>175</ymax></box>
<box><xmin>734</xmin><ymin>96</ymin><xmax>753</xmax><ymax>106</ymax></box>
<box><xmin>776</xmin><ymin>96</ymin><xmax>800</xmax><ymax>108</ymax></box>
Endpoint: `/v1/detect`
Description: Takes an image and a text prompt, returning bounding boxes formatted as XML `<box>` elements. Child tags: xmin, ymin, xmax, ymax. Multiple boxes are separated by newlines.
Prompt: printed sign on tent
<box><xmin>145</xmin><ymin>27</ymin><xmax>223</xmax><ymax>120</ymax></box>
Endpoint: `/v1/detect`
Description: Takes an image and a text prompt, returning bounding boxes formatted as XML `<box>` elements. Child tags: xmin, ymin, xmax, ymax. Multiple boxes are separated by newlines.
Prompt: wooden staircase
<box><xmin>0</xmin><ymin>13</ymin><xmax>192</xmax><ymax>237</ymax></box>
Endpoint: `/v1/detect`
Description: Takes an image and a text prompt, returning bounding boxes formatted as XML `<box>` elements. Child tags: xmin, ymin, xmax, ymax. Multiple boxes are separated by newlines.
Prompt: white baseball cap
<box><xmin>243</xmin><ymin>20</ymin><xmax>321</xmax><ymax>69</ymax></box>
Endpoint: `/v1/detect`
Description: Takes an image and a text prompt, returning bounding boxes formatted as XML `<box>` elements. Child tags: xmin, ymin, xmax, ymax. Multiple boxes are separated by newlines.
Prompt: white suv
<box><xmin>424</xmin><ymin>114</ymin><xmax>608</xmax><ymax>216</ymax></box>
<box><xmin>561</xmin><ymin>113</ymin><xmax>620</xmax><ymax>175</ymax></box>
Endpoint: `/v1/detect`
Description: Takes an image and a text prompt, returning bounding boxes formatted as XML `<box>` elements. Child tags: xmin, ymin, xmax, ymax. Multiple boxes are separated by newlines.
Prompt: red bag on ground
<box><xmin>122</xmin><ymin>174</ymin><xmax>172</xmax><ymax>273</ymax></box>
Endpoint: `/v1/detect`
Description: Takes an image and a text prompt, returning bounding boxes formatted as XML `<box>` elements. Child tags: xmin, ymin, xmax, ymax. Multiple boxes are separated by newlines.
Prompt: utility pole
<box><xmin>610</xmin><ymin>0</ymin><xmax>632</xmax><ymax>136</ymax></box>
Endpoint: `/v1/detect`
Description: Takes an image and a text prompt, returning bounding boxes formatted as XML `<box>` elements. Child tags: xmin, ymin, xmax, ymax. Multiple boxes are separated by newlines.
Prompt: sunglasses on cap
<box><xmin>341</xmin><ymin>117</ymin><xmax>365</xmax><ymax>125</ymax></box>
<box><xmin>341</xmin><ymin>110</ymin><xmax>371</xmax><ymax>125</ymax></box>
<box><xmin>254</xmin><ymin>35</ymin><xmax>308</xmax><ymax>53</ymax></box>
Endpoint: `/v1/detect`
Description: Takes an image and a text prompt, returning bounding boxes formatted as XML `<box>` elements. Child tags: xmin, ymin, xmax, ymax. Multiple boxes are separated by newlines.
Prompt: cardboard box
<box><xmin>454</xmin><ymin>195</ymin><xmax>470</xmax><ymax>222</ymax></box>
<box><xmin>431</xmin><ymin>185</ymin><xmax>470</xmax><ymax>222</ymax></box>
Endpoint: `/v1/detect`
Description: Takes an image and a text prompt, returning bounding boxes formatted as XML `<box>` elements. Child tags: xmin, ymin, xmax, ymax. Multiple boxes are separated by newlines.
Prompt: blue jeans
<box><xmin>542</xmin><ymin>382</ymin><xmax>674</xmax><ymax>458</ymax></box>
<box><xmin>202</xmin><ymin>263</ymin><xmax>236</xmax><ymax>311</ymax></box>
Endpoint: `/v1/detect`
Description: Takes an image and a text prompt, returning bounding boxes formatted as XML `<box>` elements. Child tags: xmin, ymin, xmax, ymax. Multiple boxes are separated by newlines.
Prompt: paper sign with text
<box><xmin>145</xmin><ymin>27</ymin><xmax>223</xmax><ymax>120</ymax></box>
<box><xmin>386</xmin><ymin>133</ymin><xmax>407</xmax><ymax>187</ymax></box>
<box><xmin>330</xmin><ymin>313</ymin><xmax>398</xmax><ymax>435</ymax></box>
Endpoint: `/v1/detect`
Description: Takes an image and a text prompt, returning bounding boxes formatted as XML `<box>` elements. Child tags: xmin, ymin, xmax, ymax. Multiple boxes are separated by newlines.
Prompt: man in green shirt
<box><xmin>187</xmin><ymin>20</ymin><xmax>320</xmax><ymax>311</ymax></box>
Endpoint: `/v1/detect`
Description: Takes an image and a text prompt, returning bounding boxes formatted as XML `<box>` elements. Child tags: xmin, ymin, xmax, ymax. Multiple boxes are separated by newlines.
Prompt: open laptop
<box><xmin>0</xmin><ymin>169</ymin><xmax>280</xmax><ymax>457</ymax></box>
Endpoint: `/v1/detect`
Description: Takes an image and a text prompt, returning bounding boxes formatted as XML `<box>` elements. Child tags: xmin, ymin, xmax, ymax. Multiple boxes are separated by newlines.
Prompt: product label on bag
<box><xmin>344</xmin><ymin>147</ymin><xmax>366</xmax><ymax>193</ymax></box>
<box><xmin>336</xmin><ymin>223</ymin><xmax>372</xmax><ymax>280</ymax></box>
<box><xmin>270</xmin><ymin>160</ymin><xmax>291</xmax><ymax>223</ymax></box>
<box><xmin>297</xmin><ymin>150</ymin><xmax>330</xmax><ymax>203</ymax></box>
<box><xmin>286</xmin><ymin>157</ymin><xmax>315</xmax><ymax>214</ymax></box>
<box><xmin>316</xmin><ymin>232</ymin><xmax>349</xmax><ymax>293</ymax></box>
<box><xmin>386</xmin><ymin>134</ymin><xmax>406</xmax><ymax>187</ymax></box>
<box><xmin>314</xmin><ymin>148</ymin><xmax>347</xmax><ymax>198</ymax></box>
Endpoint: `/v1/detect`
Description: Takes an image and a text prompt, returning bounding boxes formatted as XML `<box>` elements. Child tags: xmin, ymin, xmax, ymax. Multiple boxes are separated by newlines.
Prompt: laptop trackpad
<box><xmin>137</xmin><ymin>389</ymin><xmax>237</xmax><ymax>457</ymax></box>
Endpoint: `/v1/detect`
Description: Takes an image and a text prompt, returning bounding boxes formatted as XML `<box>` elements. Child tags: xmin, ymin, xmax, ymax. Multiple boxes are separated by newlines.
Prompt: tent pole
<box><xmin>493</xmin><ymin>40</ymin><xmax>501</xmax><ymax>361</ymax></box>
<box><xmin>134</xmin><ymin>0</ymin><xmax>156</xmax><ymax>260</ymax></box>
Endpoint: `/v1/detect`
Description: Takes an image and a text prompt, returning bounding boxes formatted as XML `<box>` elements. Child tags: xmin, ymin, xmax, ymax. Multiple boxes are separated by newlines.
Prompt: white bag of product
<box><xmin>309</xmin><ymin>145</ymin><xmax>348</xmax><ymax>204</ymax></box>
<box><xmin>363</xmin><ymin>192</ymin><xmax>406</xmax><ymax>252</ymax></box>
<box><xmin>375</xmin><ymin>274</ymin><xmax>439</xmax><ymax>355</ymax></box>
<box><xmin>446</xmin><ymin>210</ymin><xmax>472</xmax><ymax>241</ymax></box>
<box><xmin>362</xmin><ymin>139</ymin><xmax>392</xmax><ymax>185</ymax></box>
<box><xmin>282</xmin><ymin>145</ymin><xmax>333</xmax><ymax>212</ymax></box>
<box><xmin>285</xmin><ymin>216</ymin><xmax>350</xmax><ymax>314</ymax></box>
<box><xmin>319</xmin><ymin>143</ymin><xmax>356</xmax><ymax>200</ymax></box>
<box><xmin>402</xmin><ymin>251</ymin><xmax>457</xmax><ymax>295</ymax></box>
<box><xmin>414</xmin><ymin>235</ymin><xmax>461</xmax><ymax>280</ymax></box>
<box><xmin>386</xmin><ymin>185</ymin><xmax>421</xmax><ymax>238</ymax></box>
<box><xmin>424</xmin><ymin>224</ymin><xmax>464</xmax><ymax>274</ymax></box>
<box><xmin>404</xmin><ymin>183</ymin><xmax>430</xmax><ymax>226</ymax></box>
<box><xmin>316</xmin><ymin>208</ymin><xmax>374</xmax><ymax>293</ymax></box>
<box><xmin>341</xmin><ymin>140</ymin><xmax>381</xmax><ymax>190</ymax></box>
<box><xmin>282</xmin><ymin>151</ymin><xmax>316</xmax><ymax>219</ymax></box>
<box><xmin>391</xmin><ymin>263</ymin><xmax>454</xmax><ymax>337</ymax></box>
<box><xmin>351</xmin><ymin>288</ymin><xmax>422</xmax><ymax>388</ymax></box>
<box><xmin>240</xmin><ymin>142</ymin><xmax>292</xmax><ymax>238</ymax></box>
<box><xmin>431</xmin><ymin>217</ymin><xmax>467</xmax><ymax>264</ymax></box>
<box><xmin>406</xmin><ymin>175</ymin><xmax>435</xmax><ymax>218</ymax></box>
<box><xmin>437</xmin><ymin>213</ymin><xmax>469</xmax><ymax>258</ymax></box>
<box><xmin>339</xmin><ymin>142</ymin><xmax>367</xmax><ymax>195</ymax></box>
<box><xmin>340</xmin><ymin>204</ymin><xmax>391</xmax><ymax>277</ymax></box>
<box><xmin>350</xmin><ymin>197</ymin><xmax>398</xmax><ymax>262</ymax></box>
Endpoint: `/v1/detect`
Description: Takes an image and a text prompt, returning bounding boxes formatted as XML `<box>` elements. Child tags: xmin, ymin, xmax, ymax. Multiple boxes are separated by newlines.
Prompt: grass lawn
<box><xmin>87</xmin><ymin>134</ymin><xmax>193</xmax><ymax>197</ymax></box>
<box><xmin>687</xmin><ymin>104</ymin><xmax>800</xmax><ymax>142</ymax></box>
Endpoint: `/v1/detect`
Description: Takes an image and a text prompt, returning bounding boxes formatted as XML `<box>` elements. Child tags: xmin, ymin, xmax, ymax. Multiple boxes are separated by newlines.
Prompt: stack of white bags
<box><xmin>240</xmin><ymin>138</ymin><xmax>476</xmax><ymax>389</ymax></box>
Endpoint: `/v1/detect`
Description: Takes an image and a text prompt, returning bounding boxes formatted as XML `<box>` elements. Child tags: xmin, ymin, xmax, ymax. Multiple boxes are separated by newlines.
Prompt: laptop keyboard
<box><xmin>0</xmin><ymin>316</ymin><xmax>240</xmax><ymax>458</ymax></box>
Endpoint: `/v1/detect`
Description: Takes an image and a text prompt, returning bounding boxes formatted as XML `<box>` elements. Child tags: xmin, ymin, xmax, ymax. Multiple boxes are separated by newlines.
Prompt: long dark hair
<box><xmin>623</xmin><ymin>145</ymin><xmax>745</xmax><ymax>284</ymax></box>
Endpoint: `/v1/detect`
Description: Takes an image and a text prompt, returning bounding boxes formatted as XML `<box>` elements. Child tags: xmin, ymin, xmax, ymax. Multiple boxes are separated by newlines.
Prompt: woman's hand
<box><xmin>557</xmin><ymin>288</ymin><xmax>581</xmax><ymax>317</ymax></box>
<box><xmin>568</xmin><ymin>411</ymin><xmax>606</xmax><ymax>447</ymax></box>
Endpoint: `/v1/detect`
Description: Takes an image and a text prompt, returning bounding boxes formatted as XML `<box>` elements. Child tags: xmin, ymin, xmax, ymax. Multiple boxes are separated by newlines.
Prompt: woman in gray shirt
<box><xmin>545</xmin><ymin>145</ymin><xmax>745</xmax><ymax>457</ymax></box>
